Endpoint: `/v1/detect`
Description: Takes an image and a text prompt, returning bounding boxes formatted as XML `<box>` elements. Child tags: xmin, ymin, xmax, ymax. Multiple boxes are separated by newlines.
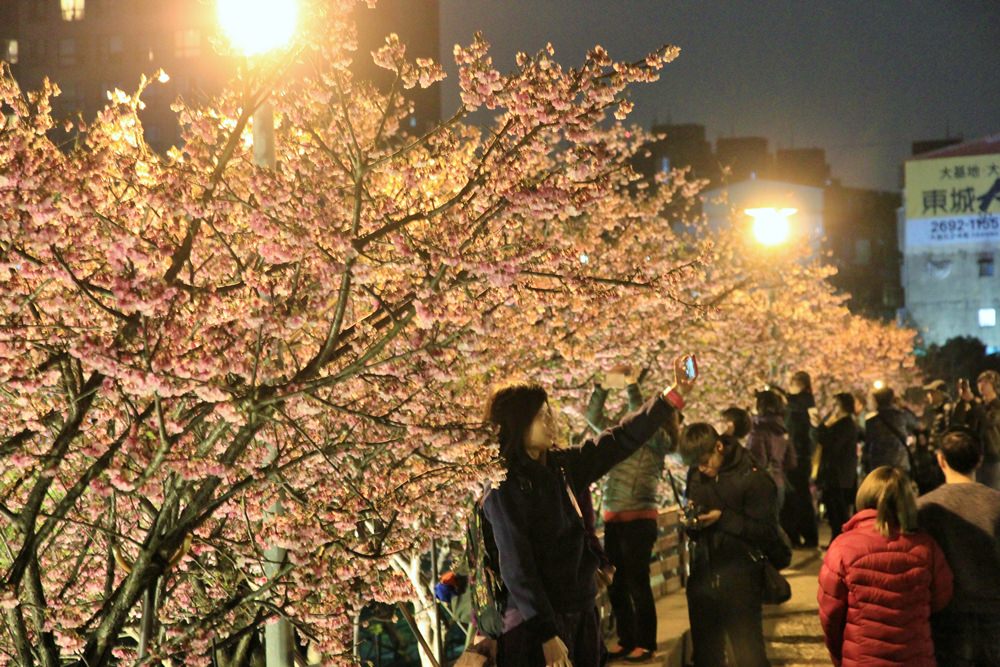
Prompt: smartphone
<box><xmin>684</xmin><ymin>355</ymin><xmax>698</xmax><ymax>380</ymax></box>
<box><xmin>604</xmin><ymin>372</ymin><xmax>627</xmax><ymax>390</ymax></box>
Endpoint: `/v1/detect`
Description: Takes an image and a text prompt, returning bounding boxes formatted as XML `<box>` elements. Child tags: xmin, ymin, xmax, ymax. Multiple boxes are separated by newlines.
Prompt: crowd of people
<box><xmin>472</xmin><ymin>359</ymin><xmax>1000</xmax><ymax>667</ymax></box>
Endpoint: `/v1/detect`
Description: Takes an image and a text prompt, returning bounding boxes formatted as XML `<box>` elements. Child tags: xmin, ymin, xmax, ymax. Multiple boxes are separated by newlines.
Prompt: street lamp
<box><xmin>746</xmin><ymin>207</ymin><xmax>797</xmax><ymax>247</ymax></box>
<box><xmin>217</xmin><ymin>5</ymin><xmax>298</xmax><ymax>665</ymax></box>
<box><xmin>217</xmin><ymin>0</ymin><xmax>298</xmax><ymax>57</ymax></box>
<box><xmin>217</xmin><ymin>0</ymin><xmax>299</xmax><ymax>169</ymax></box>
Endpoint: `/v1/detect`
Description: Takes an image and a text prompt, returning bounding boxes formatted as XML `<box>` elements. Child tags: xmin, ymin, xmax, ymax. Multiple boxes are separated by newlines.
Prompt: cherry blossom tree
<box><xmin>0</xmin><ymin>1</ymin><xmax>916</xmax><ymax>664</ymax></box>
<box><xmin>0</xmin><ymin>0</ymin><xmax>696</xmax><ymax>664</ymax></box>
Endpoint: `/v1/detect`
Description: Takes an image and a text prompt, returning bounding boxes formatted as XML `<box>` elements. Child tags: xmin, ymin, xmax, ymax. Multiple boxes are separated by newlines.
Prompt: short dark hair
<box><xmin>873</xmin><ymin>386</ymin><xmax>895</xmax><ymax>410</ymax></box>
<box><xmin>679</xmin><ymin>422</ymin><xmax>720</xmax><ymax>467</ymax></box>
<box><xmin>834</xmin><ymin>392</ymin><xmax>855</xmax><ymax>415</ymax></box>
<box><xmin>940</xmin><ymin>430</ymin><xmax>982</xmax><ymax>474</ymax></box>
<box><xmin>978</xmin><ymin>370</ymin><xmax>1000</xmax><ymax>394</ymax></box>
<box><xmin>485</xmin><ymin>382</ymin><xmax>548</xmax><ymax>470</ymax></box>
<box><xmin>754</xmin><ymin>390</ymin><xmax>784</xmax><ymax>418</ymax></box>
<box><xmin>721</xmin><ymin>406</ymin><xmax>752</xmax><ymax>439</ymax></box>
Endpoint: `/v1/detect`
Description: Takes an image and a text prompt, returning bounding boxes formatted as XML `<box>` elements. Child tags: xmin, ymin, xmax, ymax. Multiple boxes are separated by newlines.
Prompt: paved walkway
<box><xmin>617</xmin><ymin>529</ymin><xmax>833</xmax><ymax>666</ymax></box>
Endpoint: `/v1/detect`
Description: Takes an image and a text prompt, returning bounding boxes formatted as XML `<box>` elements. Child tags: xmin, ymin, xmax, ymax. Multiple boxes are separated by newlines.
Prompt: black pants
<box><xmin>687</xmin><ymin>558</ymin><xmax>769</xmax><ymax>667</ymax></box>
<box><xmin>604</xmin><ymin>518</ymin><xmax>658</xmax><ymax>651</ymax></box>
<box><xmin>781</xmin><ymin>465</ymin><xmax>817</xmax><ymax>546</ymax></box>
<box><xmin>497</xmin><ymin>607</ymin><xmax>601</xmax><ymax>667</ymax></box>
<box><xmin>822</xmin><ymin>487</ymin><xmax>853</xmax><ymax>541</ymax></box>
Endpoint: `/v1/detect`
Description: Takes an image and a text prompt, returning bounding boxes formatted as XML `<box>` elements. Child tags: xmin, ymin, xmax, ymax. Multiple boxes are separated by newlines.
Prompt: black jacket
<box><xmin>483</xmin><ymin>395</ymin><xmax>675</xmax><ymax>642</ymax></box>
<box><xmin>862</xmin><ymin>408</ymin><xmax>911</xmax><ymax>474</ymax></box>
<box><xmin>815</xmin><ymin>416</ymin><xmax>859</xmax><ymax>490</ymax></box>
<box><xmin>685</xmin><ymin>439</ymin><xmax>782</xmax><ymax>569</ymax></box>
<box><xmin>785</xmin><ymin>392</ymin><xmax>816</xmax><ymax>467</ymax></box>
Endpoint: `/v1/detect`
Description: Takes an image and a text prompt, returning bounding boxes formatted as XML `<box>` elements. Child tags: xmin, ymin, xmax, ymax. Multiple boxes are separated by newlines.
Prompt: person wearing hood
<box><xmin>681</xmin><ymin>423</ymin><xmax>786</xmax><ymax>667</ymax></box>
<box><xmin>781</xmin><ymin>371</ymin><xmax>819</xmax><ymax>549</ymax></box>
<box><xmin>746</xmin><ymin>389</ymin><xmax>796</xmax><ymax>516</ymax></box>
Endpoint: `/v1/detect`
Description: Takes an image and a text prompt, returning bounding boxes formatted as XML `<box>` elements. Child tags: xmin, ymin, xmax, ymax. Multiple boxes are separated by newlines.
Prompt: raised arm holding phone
<box><xmin>483</xmin><ymin>355</ymin><xmax>697</xmax><ymax>667</ymax></box>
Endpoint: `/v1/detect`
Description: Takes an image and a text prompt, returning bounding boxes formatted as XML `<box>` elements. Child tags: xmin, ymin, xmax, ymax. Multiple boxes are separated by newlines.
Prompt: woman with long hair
<box><xmin>482</xmin><ymin>356</ymin><xmax>694</xmax><ymax>667</ymax></box>
<box><xmin>818</xmin><ymin>466</ymin><xmax>953</xmax><ymax>666</ymax></box>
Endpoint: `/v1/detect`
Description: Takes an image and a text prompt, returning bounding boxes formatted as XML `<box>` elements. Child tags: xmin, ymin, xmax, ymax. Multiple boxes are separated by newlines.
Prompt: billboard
<box><xmin>904</xmin><ymin>153</ymin><xmax>1000</xmax><ymax>248</ymax></box>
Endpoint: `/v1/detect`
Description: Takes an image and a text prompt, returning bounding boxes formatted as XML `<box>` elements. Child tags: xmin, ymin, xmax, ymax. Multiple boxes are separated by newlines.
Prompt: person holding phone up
<box><xmin>587</xmin><ymin>363</ymin><xmax>682</xmax><ymax>663</ymax></box>
<box><xmin>482</xmin><ymin>356</ymin><xmax>696</xmax><ymax>667</ymax></box>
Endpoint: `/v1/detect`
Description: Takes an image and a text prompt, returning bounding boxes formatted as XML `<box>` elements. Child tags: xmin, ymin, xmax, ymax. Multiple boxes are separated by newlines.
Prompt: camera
<box><xmin>679</xmin><ymin>501</ymin><xmax>708</xmax><ymax>529</ymax></box>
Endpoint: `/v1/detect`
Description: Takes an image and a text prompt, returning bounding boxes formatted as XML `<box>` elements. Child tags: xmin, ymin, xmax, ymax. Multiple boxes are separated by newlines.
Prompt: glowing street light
<box><xmin>217</xmin><ymin>0</ymin><xmax>298</xmax><ymax>57</ymax></box>
<box><xmin>873</xmin><ymin>380</ymin><xmax>885</xmax><ymax>390</ymax></box>
<box><xmin>746</xmin><ymin>207</ymin><xmax>797</xmax><ymax>247</ymax></box>
<box><xmin>217</xmin><ymin>0</ymin><xmax>299</xmax><ymax>170</ymax></box>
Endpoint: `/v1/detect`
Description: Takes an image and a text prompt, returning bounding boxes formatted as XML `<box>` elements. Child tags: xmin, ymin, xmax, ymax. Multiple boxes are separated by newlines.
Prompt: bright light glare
<box><xmin>746</xmin><ymin>207</ymin><xmax>797</xmax><ymax>247</ymax></box>
<box><xmin>873</xmin><ymin>380</ymin><xmax>885</xmax><ymax>390</ymax></box>
<box><xmin>218</xmin><ymin>0</ymin><xmax>298</xmax><ymax>56</ymax></box>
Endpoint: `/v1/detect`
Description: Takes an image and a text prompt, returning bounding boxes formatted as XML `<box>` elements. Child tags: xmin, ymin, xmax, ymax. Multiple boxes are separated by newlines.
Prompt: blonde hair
<box><xmin>855</xmin><ymin>466</ymin><xmax>918</xmax><ymax>537</ymax></box>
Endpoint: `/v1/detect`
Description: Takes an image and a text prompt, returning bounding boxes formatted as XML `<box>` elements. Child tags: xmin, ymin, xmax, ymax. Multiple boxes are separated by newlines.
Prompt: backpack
<box><xmin>462</xmin><ymin>500</ymin><xmax>507</xmax><ymax>639</ymax></box>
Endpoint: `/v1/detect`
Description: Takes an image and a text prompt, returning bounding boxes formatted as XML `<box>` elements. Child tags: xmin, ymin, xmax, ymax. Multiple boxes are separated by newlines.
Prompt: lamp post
<box><xmin>746</xmin><ymin>207</ymin><xmax>798</xmax><ymax>383</ymax></box>
<box><xmin>217</xmin><ymin>0</ymin><xmax>297</xmax><ymax>169</ymax></box>
<box><xmin>217</xmin><ymin>2</ymin><xmax>298</xmax><ymax>665</ymax></box>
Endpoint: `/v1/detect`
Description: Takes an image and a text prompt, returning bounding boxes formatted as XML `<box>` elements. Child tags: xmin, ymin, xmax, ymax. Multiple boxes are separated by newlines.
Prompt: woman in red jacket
<box><xmin>818</xmin><ymin>466</ymin><xmax>953</xmax><ymax>666</ymax></box>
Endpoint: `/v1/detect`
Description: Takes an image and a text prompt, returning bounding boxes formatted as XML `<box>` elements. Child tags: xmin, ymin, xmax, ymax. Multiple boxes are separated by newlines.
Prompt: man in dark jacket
<box><xmin>680</xmin><ymin>423</ymin><xmax>784</xmax><ymax>667</ymax></box>
<box><xmin>814</xmin><ymin>392</ymin><xmax>859</xmax><ymax>541</ymax></box>
<box><xmin>951</xmin><ymin>371</ymin><xmax>1000</xmax><ymax>490</ymax></box>
<box><xmin>862</xmin><ymin>386</ymin><xmax>912</xmax><ymax>475</ymax></box>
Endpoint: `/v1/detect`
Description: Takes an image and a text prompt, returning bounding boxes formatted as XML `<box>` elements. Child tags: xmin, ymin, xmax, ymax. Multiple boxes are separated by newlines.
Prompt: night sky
<box><xmin>439</xmin><ymin>1</ymin><xmax>1000</xmax><ymax>192</ymax></box>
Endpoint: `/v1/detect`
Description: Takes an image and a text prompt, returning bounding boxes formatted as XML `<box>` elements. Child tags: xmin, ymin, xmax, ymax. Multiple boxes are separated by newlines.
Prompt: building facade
<box><xmin>1</xmin><ymin>0</ymin><xmax>440</xmax><ymax>149</ymax></box>
<box><xmin>900</xmin><ymin>135</ymin><xmax>1000</xmax><ymax>347</ymax></box>
<box><xmin>824</xmin><ymin>184</ymin><xmax>903</xmax><ymax>320</ymax></box>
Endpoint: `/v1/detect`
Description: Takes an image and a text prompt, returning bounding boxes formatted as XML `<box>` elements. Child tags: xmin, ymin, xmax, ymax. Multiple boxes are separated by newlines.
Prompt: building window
<box><xmin>61</xmin><ymin>0</ymin><xmax>85</xmax><ymax>21</ymax></box>
<box><xmin>979</xmin><ymin>308</ymin><xmax>997</xmax><ymax>328</ymax></box>
<box><xmin>58</xmin><ymin>38</ymin><xmax>76</xmax><ymax>67</ymax></box>
<box><xmin>175</xmin><ymin>30</ymin><xmax>201</xmax><ymax>58</ymax></box>
<box><xmin>107</xmin><ymin>35</ymin><xmax>124</xmax><ymax>61</ymax></box>
<box><xmin>979</xmin><ymin>255</ymin><xmax>995</xmax><ymax>278</ymax></box>
<box><xmin>855</xmin><ymin>238</ymin><xmax>871</xmax><ymax>265</ymax></box>
<box><xmin>1</xmin><ymin>40</ymin><xmax>17</xmax><ymax>65</ymax></box>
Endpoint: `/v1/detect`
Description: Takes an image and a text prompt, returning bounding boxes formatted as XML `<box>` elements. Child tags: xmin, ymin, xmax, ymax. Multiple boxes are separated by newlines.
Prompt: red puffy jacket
<box><xmin>817</xmin><ymin>509</ymin><xmax>953</xmax><ymax>667</ymax></box>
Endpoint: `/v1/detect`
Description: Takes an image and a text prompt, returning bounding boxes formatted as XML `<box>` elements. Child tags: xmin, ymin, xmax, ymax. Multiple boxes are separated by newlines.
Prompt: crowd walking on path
<box><xmin>460</xmin><ymin>360</ymin><xmax>1000</xmax><ymax>667</ymax></box>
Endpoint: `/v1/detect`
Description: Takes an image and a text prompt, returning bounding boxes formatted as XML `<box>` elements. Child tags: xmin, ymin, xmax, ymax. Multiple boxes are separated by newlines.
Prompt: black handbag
<box><xmin>758</xmin><ymin>557</ymin><xmax>792</xmax><ymax>604</ymax></box>
<box><xmin>748</xmin><ymin>529</ymin><xmax>792</xmax><ymax>605</ymax></box>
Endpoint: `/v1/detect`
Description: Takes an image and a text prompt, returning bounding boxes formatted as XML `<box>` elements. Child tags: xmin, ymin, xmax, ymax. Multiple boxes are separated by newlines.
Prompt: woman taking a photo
<box><xmin>483</xmin><ymin>356</ymin><xmax>695</xmax><ymax>667</ymax></box>
<box><xmin>818</xmin><ymin>466</ymin><xmax>953</xmax><ymax>666</ymax></box>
